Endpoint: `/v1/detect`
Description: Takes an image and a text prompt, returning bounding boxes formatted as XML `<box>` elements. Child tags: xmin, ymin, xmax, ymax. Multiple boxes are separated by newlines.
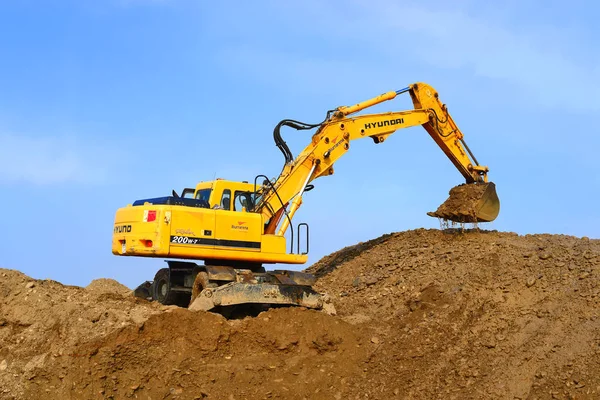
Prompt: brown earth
<box><xmin>428</xmin><ymin>182</ymin><xmax>493</xmax><ymax>222</ymax></box>
<box><xmin>1</xmin><ymin>228</ymin><xmax>600</xmax><ymax>399</ymax></box>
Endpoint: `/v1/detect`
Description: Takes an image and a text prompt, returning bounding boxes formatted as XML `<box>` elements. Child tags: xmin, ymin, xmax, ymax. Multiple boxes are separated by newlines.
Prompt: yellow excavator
<box><xmin>112</xmin><ymin>82</ymin><xmax>500</xmax><ymax>313</ymax></box>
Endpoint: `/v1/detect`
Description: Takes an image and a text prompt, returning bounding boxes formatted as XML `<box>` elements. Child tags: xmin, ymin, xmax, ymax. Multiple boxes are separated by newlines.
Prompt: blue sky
<box><xmin>1</xmin><ymin>0</ymin><xmax>598</xmax><ymax>289</ymax></box>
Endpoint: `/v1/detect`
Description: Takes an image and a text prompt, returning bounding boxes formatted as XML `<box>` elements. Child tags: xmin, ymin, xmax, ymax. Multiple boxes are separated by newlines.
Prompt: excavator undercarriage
<box><xmin>133</xmin><ymin>261</ymin><xmax>335</xmax><ymax>315</ymax></box>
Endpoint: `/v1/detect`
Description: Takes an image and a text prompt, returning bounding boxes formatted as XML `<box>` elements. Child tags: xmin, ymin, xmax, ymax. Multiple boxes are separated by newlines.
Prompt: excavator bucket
<box><xmin>427</xmin><ymin>182</ymin><xmax>500</xmax><ymax>223</ymax></box>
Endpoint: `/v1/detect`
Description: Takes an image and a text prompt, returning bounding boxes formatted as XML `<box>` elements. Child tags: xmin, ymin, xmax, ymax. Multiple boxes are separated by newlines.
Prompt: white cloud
<box><xmin>219</xmin><ymin>0</ymin><xmax>600</xmax><ymax>112</ymax></box>
<box><xmin>0</xmin><ymin>133</ymin><xmax>110</xmax><ymax>185</ymax></box>
<box><xmin>363</xmin><ymin>2</ymin><xmax>600</xmax><ymax>111</ymax></box>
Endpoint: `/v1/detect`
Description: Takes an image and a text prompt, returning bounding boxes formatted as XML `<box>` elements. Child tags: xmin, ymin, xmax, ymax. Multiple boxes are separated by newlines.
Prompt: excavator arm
<box><xmin>337</xmin><ymin>83</ymin><xmax>489</xmax><ymax>183</ymax></box>
<box><xmin>257</xmin><ymin>82</ymin><xmax>500</xmax><ymax>234</ymax></box>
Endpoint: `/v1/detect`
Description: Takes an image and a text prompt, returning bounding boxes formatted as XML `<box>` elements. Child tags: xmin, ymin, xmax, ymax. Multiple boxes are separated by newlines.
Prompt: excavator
<box><xmin>112</xmin><ymin>82</ymin><xmax>500</xmax><ymax>313</ymax></box>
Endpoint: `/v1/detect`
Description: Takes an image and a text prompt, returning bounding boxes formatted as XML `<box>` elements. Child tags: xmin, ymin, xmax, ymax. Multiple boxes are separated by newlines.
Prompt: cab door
<box><xmin>213</xmin><ymin>189</ymin><xmax>261</xmax><ymax>252</ymax></box>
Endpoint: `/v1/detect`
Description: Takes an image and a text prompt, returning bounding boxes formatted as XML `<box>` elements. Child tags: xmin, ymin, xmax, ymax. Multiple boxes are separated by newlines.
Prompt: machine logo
<box><xmin>325</xmin><ymin>137</ymin><xmax>345</xmax><ymax>155</ymax></box>
<box><xmin>364</xmin><ymin>118</ymin><xmax>404</xmax><ymax>130</ymax></box>
<box><xmin>231</xmin><ymin>221</ymin><xmax>249</xmax><ymax>230</ymax></box>
<box><xmin>175</xmin><ymin>228</ymin><xmax>195</xmax><ymax>235</ymax></box>
<box><xmin>114</xmin><ymin>224</ymin><xmax>132</xmax><ymax>233</ymax></box>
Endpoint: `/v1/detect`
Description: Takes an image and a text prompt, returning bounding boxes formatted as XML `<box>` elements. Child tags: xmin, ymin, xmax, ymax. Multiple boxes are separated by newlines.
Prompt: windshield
<box><xmin>195</xmin><ymin>189</ymin><xmax>211</xmax><ymax>203</ymax></box>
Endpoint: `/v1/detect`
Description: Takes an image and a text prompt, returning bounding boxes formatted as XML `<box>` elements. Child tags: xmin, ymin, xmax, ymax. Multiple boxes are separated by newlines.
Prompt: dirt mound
<box><xmin>0</xmin><ymin>269</ymin><xmax>367</xmax><ymax>400</ymax></box>
<box><xmin>86</xmin><ymin>278</ymin><xmax>132</xmax><ymax>296</ymax></box>
<box><xmin>26</xmin><ymin>308</ymin><xmax>365</xmax><ymax>400</ymax></box>
<box><xmin>308</xmin><ymin>228</ymin><xmax>600</xmax><ymax>399</ymax></box>
<box><xmin>0</xmin><ymin>269</ymin><xmax>165</xmax><ymax>399</ymax></box>
<box><xmin>1</xmin><ymin>228</ymin><xmax>600</xmax><ymax>399</ymax></box>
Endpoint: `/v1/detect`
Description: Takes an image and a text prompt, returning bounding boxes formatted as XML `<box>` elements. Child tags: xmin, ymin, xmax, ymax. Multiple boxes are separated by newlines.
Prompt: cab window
<box><xmin>181</xmin><ymin>188</ymin><xmax>195</xmax><ymax>198</ymax></box>
<box><xmin>195</xmin><ymin>189</ymin><xmax>211</xmax><ymax>203</ymax></box>
<box><xmin>234</xmin><ymin>191</ymin><xmax>253</xmax><ymax>211</ymax></box>
<box><xmin>220</xmin><ymin>189</ymin><xmax>231</xmax><ymax>210</ymax></box>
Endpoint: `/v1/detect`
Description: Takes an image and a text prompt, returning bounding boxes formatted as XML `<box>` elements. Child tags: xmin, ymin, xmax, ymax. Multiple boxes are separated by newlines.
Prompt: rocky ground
<box><xmin>1</xmin><ymin>228</ymin><xmax>599</xmax><ymax>399</ymax></box>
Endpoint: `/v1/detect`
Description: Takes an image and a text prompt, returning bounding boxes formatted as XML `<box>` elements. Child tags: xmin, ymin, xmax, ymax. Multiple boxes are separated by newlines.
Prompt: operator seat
<box><xmin>222</xmin><ymin>197</ymin><xmax>230</xmax><ymax>210</ymax></box>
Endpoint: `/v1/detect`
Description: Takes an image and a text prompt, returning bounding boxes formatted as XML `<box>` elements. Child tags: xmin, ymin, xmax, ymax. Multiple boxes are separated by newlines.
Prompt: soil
<box><xmin>428</xmin><ymin>183</ymin><xmax>492</xmax><ymax>222</ymax></box>
<box><xmin>86</xmin><ymin>279</ymin><xmax>133</xmax><ymax>297</ymax></box>
<box><xmin>2</xmin><ymin>228</ymin><xmax>600</xmax><ymax>399</ymax></box>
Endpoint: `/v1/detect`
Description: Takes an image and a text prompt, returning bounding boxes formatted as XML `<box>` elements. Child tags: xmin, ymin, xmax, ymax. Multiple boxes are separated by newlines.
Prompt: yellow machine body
<box><xmin>112</xmin><ymin>179</ymin><xmax>307</xmax><ymax>265</ymax></box>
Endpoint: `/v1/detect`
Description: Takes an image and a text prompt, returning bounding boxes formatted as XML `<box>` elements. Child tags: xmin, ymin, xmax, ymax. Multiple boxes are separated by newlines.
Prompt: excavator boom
<box><xmin>257</xmin><ymin>82</ymin><xmax>500</xmax><ymax>228</ymax></box>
